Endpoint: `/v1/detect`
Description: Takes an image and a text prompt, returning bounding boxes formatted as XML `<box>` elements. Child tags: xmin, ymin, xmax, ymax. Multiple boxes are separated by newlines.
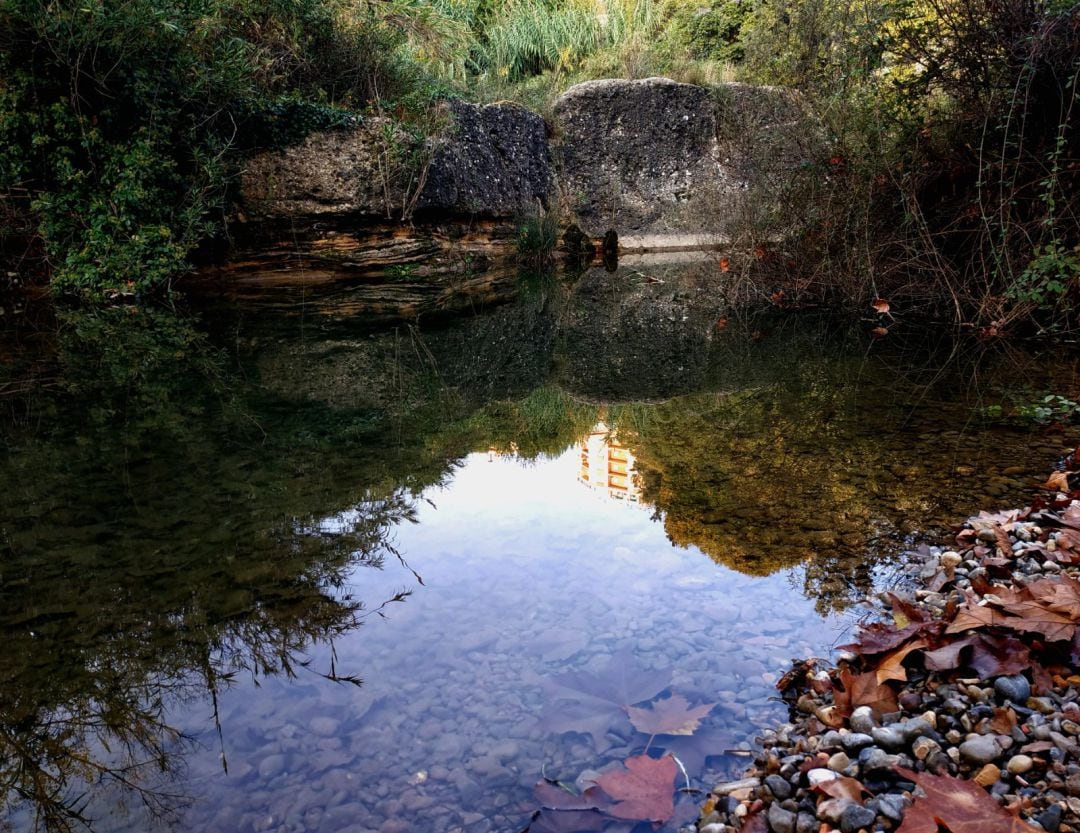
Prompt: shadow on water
<box><xmin>2</xmin><ymin>262</ymin><xmax>1080</xmax><ymax>829</ymax></box>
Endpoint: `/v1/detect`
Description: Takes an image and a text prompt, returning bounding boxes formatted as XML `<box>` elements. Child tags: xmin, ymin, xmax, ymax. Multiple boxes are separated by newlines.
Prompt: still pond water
<box><xmin>3</xmin><ymin>261</ymin><xmax>1079</xmax><ymax>833</ymax></box>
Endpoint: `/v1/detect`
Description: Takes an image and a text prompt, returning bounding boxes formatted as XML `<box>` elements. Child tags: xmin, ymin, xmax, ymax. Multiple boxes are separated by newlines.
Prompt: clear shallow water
<box><xmin>167</xmin><ymin>450</ymin><xmax>846</xmax><ymax>833</ymax></box>
<box><xmin>3</xmin><ymin>262</ymin><xmax>1080</xmax><ymax>832</ymax></box>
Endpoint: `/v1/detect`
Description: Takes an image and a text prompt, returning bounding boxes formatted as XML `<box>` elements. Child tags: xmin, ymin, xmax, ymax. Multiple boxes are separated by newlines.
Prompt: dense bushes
<box><xmin>0</xmin><ymin>0</ymin><xmax>442</xmax><ymax>299</ymax></box>
<box><xmin>4</xmin><ymin>0</ymin><xmax>1078</xmax><ymax>329</ymax></box>
<box><xmin>735</xmin><ymin>0</ymin><xmax>1080</xmax><ymax>329</ymax></box>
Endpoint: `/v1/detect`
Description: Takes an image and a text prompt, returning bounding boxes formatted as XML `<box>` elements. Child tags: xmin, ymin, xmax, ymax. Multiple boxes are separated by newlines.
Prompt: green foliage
<box><xmin>979</xmin><ymin>391</ymin><xmax>1080</xmax><ymax>425</ymax></box>
<box><xmin>515</xmin><ymin>207</ymin><xmax>559</xmax><ymax>265</ymax></box>
<box><xmin>53</xmin><ymin>306</ymin><xmax>229</xmax><ymax>433</ymax></box>
<box><xmin>1007</xmin><ymin>243</ymin><xmax>1080</xmax><ymax>308</ymax></box>
<box><xmin>661</xmin><ymin>0</ymin><xmax>753</xmax><ymax>62</ymax></box>
<box><xmin>0</xmin><ymin>0</ymin><xmax>448</xmax><ymax>299</ymax></box>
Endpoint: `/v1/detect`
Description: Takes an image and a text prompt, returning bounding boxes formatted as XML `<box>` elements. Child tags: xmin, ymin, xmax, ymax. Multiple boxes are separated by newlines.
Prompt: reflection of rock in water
<box><xmin>556</xmin><ymin>266</ymin><xmax>724</xmax><ymax>403</ymax></box>
<box><xmin>419</xmin><ymin>293</ymin><xmax>557</xmax><ymax>403</ymax></box>
<box><xmin>252</xmin><ymin>291</ymin><xmax>557</xmax><ymax>410</ymax></box>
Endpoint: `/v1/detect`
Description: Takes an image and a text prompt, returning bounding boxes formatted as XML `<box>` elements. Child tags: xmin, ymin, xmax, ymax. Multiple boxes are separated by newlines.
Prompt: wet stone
<box><xmin>840</xmin><ymin>733</ymin><xmax>874</xmax><ymax>753</ymax></box>
<box><xmin>912</xmin><ymin>737</ymin><xmax>940</xmax><ymax>761</ymax></box>
<box><xmin>994</xmin><ymin>676</ymin><xmax>1032</xmax><ymax>705</ymax></box>
<box><xmin>959</xmin><ymin>735</ymin><xmax>1001</xmax><ymax>767</ymax></box>
<box><xmin>806</xmin><ymin>769</ymin><xmax>839</xmax><ymax>787</ymax></box>
<box><xmin>860</xmin><ymin>748</ymin><xmax>899</xmax><ymax>773</ymax></box>
<box><xmin>840</xmin><ymin>804</ymin><xmax>877</xmax><ymax>833</ymax></box>
<box><xmin>768</xmin><ymin>802</ymin><xmax>797</xmax><ymax>833</ymax></box>
<box><xmin>1038</xmin><ymin>804</ymin><xmax>1063</xmax><ymax>833</ymax></box>
<box><xmin>765</xmin><ymin>774</ymin><xmax>793</xmax><ymax>800</ymax></box>
<box><xmin>875</xmin><ymin>794</ymin><xmax>907</xmax><ymax>822</ymax></box>
<box><xmin>871</xmin><ymin>726</ymin><xmax>907</xmax><ymax>752</ymax></box>
<box><xmin>817</xmin><ymin>798</ymin><xmax>855</xmax><ymax>824</ymax></box>
<box><xmin>850</xmin><ymin>707</ymin><xmax>877</xmax><ymax>735</ymax></box>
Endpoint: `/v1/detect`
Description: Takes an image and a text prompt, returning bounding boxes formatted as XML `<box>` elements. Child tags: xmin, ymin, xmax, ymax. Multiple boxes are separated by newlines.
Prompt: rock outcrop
<box><xmin>552</xmin><ymin>77</ymin><xmax>821</xmax><ymax>237</ymax></box>
<box><xmin>416</xmin><ymin>100</ymin><xmax>551</xmax><ymax>216</ymax></box>
<box><xmin>239</xmin><ymin>101</ymin><xmax>551</xmax><ymax>222</ymax></box>
<box><xmin>235</xmin><ymin>78</ymin><xmax>821</xmax><ymax>244</ymax></box>
<box><xmin>552</xmin><ymin>78</ymin><xmax>724</xmax><ymax>237</ymax></box>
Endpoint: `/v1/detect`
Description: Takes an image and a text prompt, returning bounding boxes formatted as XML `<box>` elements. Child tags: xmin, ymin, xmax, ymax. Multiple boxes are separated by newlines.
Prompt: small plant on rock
<box><xmin>515</xmin><ymin>204</ymin><xmax>559</xmax><ymax>267</ymax></box>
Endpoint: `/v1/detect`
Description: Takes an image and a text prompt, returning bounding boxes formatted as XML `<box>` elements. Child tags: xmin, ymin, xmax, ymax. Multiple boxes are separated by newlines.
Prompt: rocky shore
<box><xmin>702</xmin><ymin>470</ymin><xmax>1080</xmax><ymax>833</ymax></box>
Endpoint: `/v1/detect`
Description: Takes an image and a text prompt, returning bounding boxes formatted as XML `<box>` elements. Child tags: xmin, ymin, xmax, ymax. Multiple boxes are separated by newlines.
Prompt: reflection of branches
<box><xmin>0</xmin><ymin>488</ymin><xmax>420</xmax><ymax>832</ymax></box>
<box><xmin>0</xmin><ymin>685</ymin><xmax>190</xmax><ymax>833</ymax></box>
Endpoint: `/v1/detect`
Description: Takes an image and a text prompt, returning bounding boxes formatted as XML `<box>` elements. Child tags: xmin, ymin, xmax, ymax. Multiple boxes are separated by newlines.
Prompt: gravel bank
<box><xmin>702</xmin><ymin>483</ymin><xmax>1080</xmax><ymax>833</ymax></box>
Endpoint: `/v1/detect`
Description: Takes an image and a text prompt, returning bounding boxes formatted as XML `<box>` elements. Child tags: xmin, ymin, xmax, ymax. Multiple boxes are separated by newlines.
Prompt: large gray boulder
<box><xmin>416</xmin><ymin>100</ymin><xmax>551</xmax><ymax>215</ymax></box>
<box><xmin>552</xmin><ymin>77</ymin><xmax>821</xmax><ymax>237</ymax></box>
<box><xmin>236</xmin><ymin>78</ymin><xmax>820</xmax><ymax>242</ymax></box>
<box><xmin>239</xmin><ymin>101</ymin><xmax>552</xmax><ymax>221</ymax></box>
<box><xmin>553</xmin><ymin>78</ymin><xmax>724</xmax><ymax>236</ymax></box>
<box><xmin>239</xmin><ymin>117</ymin><xmax>403</xmax><ymax>219</ymax></box>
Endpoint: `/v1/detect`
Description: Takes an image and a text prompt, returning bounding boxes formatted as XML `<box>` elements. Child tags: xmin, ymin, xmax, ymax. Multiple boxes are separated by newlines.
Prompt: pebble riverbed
<box><xmin>701</xmin><ymin>502</ymin><xmax>1080</xmax><ymax>833</ymax></box>
<box><xmin>64</xmin><ymin>450</ymin><xmax>851</xmax><ymax>833</ymax></box>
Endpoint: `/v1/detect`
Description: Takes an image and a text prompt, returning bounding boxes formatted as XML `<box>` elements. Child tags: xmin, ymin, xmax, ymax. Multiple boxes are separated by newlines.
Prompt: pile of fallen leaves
<box><xmin>753</xmin><ymin>480</ymin><xmax>1080</xmax><ymax>833</ymax></box>
<box><xmin>782</xmin><ymin>499</ymin><xmax>1080</xmax><ymax>726</ymax></box>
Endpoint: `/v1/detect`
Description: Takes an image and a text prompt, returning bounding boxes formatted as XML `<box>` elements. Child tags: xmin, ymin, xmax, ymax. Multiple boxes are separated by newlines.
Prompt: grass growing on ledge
<box><xmin>515</xmin><ymin>207</ymin><xmax>560</xmax><ymax>268</ymax></box>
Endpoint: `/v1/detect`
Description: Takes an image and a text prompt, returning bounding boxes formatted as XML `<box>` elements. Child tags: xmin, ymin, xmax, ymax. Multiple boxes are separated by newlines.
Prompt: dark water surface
<box><xmin>3</xmin><ymin>262</ymin><xmax>1079</xmax><ymax>832</ymax></box>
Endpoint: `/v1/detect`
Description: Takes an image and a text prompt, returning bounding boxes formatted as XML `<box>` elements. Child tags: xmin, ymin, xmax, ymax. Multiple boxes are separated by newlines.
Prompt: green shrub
<box><xmin>661</xmin><ymin>0</ymin><xmax>753</xmax><ymax>63</ymax></box>
<box><xmin>0</xmin><ymin>0</ymin><xmax>447</xmax><ymax>300</ymax></box>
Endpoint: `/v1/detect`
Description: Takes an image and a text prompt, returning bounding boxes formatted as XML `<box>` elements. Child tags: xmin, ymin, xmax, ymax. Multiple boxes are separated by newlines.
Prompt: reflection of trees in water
<box><xmin>0</xmin><ymin>488</ymin><xmax>414</xmax><ymax>832</ymax></box>
<box><xmin>607</xmin><ymin>334</ymin><xmax>1062</xmax><ymax>615</ymax></box>
<box><xmin>0</xmin><ymin>308</ymin><xmax>440</xmax><ymax>830</ymax></box>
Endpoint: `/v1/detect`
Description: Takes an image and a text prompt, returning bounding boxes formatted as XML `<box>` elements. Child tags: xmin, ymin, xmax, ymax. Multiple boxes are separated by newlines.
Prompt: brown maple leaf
<box><xmin>625</xmin><ymin>693</ymin><xmax>715</xmax><ymax>736</ymax></box>
<box><xmin>1049</xmin><ymin>529</ymin><xmax>1080</xmax><ymax>561</ymax></box>
<box><xmin>895</xmin><ymin>767</ymin><xmax>1041</xmax><ymax>833</ymax></box>
<box><xmin>595</xmin><ymin>754</ymin><xmax>677</xmax><ymax>822</ymax></box>
<box><xmin>813</xmin><ymin>775</ymin><xmax>868</xmax><ymax>802</ymax></box>
<box><xmin>1030</xmin><ymin>575</ymin><xmax>1080</xmax><ymax>618</ymax></box>
<box><xmin>834</xmin><ymin>667</ymin><xmax>899</xmax><ymax>717</ymax></box>
<box><xmin>989</xmin><ymin>707</ymin><xmax>1017</xmax><ymax>734</ymax></box>
<box><xmin>922</xmin><ymin>635</ymin><xmax>978</xmax><ymax>670</ymax></box>
<box><xmin>993</xmin><ymin>525</ymin><xmax>1014</xmax><ymax>557</ymax></box>
<box><xmin>945</xmin><ymin>602</ymin><xmax>1016</xmax><ymax>634</ymax></box>
<box><xmin>875</xmin><ymin>638</ymin><xmax>928</xmax><ymax>684</ymax></box>
<box><xmin>999</xmin><ymin>602</ymin><xmax>1075</xmax><ymax>641</ymax></box>
<box><xmin>924</xmin><ymin>631</ymin><xmax>1031</xmax><ymax>678</ymax></box>
<box><xmin>1059</xmin><ymin>502</ymin><xmax>1080</xmax><ymax>529</ymax></box>
<box><xmin>968</xmin><ymin>509</ymin><xmax>1024</xmax><ymax>530</ymax></box>
<box><xmin>966</xmin><ymin>633</ymin><xmax>1032</xmax><ymax>678</ymax></box>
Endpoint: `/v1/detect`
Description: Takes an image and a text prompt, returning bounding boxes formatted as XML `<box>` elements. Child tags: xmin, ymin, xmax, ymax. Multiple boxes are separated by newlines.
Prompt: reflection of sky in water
<box><xmin>162</xmin><ymin>448</ymin><xmax>849</xmax><ymax>833</ymax></box>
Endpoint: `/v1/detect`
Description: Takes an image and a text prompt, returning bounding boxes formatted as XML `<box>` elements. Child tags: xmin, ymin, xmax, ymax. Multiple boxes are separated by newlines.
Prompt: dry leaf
<box><xmin>1041</xmin><ymin>471</ymin><xmax>1071</xmax><ymax>492</ymax></box>
<box><xmin>989</xmin><ymin>707</ymin><xmax>1017</xmax><ymax>734</ymax></box>
<box><xmin>813</xmin><ymin>775</ymin><xmax>868</xmax><ymax>802</ymax></box>
<box><xmin>595</xmin><ymin>754</ymin><xmax>677</xmax><ymax>822</ymax></box>
<box><xmin>625</xmin><ymin>694</ymin><xmax>715</xmax><ymax>736</ymax></box>
<box><xmin>876</xmin><ymin>638</ymin><xmax>928</xmax><ymax>684</ymax></box>
<box><xmin>895</xmin><ymin>767</ymin><xmax>1041</xmax><ymax>833</ymax></box>
<box><xmin>834</xmin><ymin>667</ymin><xmax>899</xmax><ymax>717</ymax></box>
